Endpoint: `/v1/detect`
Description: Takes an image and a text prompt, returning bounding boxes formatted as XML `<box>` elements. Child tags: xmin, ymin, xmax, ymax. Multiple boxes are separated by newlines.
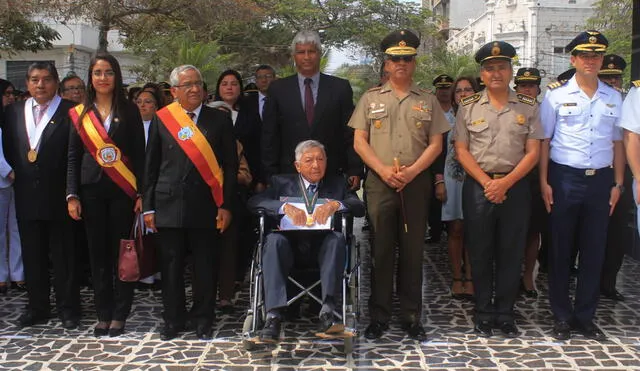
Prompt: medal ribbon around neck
<box><xmin>299</xmin><ymin>175</ymin><xmax>319</xmax><ymax>215</ymax></box>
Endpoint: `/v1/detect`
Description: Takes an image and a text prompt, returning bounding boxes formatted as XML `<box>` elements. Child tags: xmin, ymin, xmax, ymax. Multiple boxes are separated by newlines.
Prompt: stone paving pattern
<box><xmin>1</xmin><ymin>218</ymin><xmax>639</xmax><ymax>370</ymax></box>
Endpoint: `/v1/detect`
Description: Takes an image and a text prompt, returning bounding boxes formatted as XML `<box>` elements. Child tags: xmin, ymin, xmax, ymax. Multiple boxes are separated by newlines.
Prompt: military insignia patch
<box><xmin>632</xmin><ymin>80</ymin><xmax>640</xmax><ymax>88</ymax></box>
<box><xmin>547</xmin><ymin>81</ymin><xmax>566</xmax><ymax>90</ymax></box>
<box><xmin>516</xmin><ymin>114</ymin><xmax>526</xmax><ymax>124</ymax></box>
<box><xmin>416</xmin><ymin>121</ymin><xmax>423</xmax><ymax>129</ymax></box>
<box><xmin>461</xmin><ymin>93</ymin><xmax>481</xmax><ymax>106</ymax></box>
<box><xmin>516</xmin><ymin>93</ymin><xmax>536</xmax><ymax>106</ymax></box>
<box><xmin>471</xmin><ymin>118</ymin><xmax>486</xmax><ymax>126</ymax></box>
<box><xmin>374</xmin><ymin>120</ymin><xmax>382</xmax><ymax>129</ymax></box>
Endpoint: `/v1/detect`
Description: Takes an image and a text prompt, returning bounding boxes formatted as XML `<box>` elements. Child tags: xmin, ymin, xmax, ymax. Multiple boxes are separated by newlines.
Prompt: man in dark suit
<box><xmin>3</xmin><ymin>62</ymin><xmax>80</xmax><ymax>328</ymax></box>
<box><xmin>143</xmin><ymin>65</ymin><xmax>238</xmax><ymax>341</ymax></box>
<box><xmin>248</xmin><ymin>140</ymin><xmax>365</xmax><ymax>342</ymax></box>
<box><xmin>261</xmin><ymin>30</ymin><xmax>362</xmax><ymax>190</ymax></box>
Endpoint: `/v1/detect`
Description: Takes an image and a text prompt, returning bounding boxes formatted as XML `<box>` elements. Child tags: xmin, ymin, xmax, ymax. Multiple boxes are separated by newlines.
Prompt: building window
<box><xmin>6</xmin><ymin>60</ymin><xmax>55</xmax><ymax>91</ymax></box>
<box><xmin>553</xmin><ymin>47</ymin><xmax>564</xmax><ymax>54</ymax></box>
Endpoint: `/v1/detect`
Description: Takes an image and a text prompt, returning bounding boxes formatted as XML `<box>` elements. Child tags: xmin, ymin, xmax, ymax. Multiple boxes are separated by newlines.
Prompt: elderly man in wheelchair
<box><xmin>247</xmin><ymin>140</ymin><xmax>365</xmax><ymax>343</ymax></box>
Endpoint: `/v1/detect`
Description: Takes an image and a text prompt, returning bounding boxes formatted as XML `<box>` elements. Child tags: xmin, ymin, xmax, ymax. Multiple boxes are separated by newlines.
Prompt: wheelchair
<box><xmin>242</xmin><ymin>210</ymin><xmax>361</xmax><ymax>353</ymax></box>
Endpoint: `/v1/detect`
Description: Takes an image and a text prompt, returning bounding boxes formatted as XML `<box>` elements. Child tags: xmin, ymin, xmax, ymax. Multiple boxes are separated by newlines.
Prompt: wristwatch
<box><xmin>613</xmin><ymin>183</ymin><xmax>625</xmax><ymax>193</ymax></box>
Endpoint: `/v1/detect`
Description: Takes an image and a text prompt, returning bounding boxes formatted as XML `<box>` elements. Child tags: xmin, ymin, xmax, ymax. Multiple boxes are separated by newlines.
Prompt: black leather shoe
<box><xmin>552</xmin><ymin>321</ymin><xmax>571</xmax><ymax>340</ymax></box>
<box><xmin>573</xmin><ymin>321</ymin><xmax>606</xmax><ymax>341</ymax></box>
<box><xmin>259</xmin><ymin>316</ymin><xmax>281</xmax><ymax>343</ymax></box>
<box><xmin>94</xmin><ymin>326</ymin><xmax>109</xmax><ymax>337</ymax></box>
<box><xmin>319</xmin><ymin>312</ymin><xmax>344</xmax><ymax>334</ymax></box>
<box><xmin>364</xmin><ymin>321</ymin><xmax>388</xmax><ymax>339</ymax></box>
<box><xmin>18</xmin><ymin>312</ymin><xmax>50</xmax><ymax>327</ymax></box>
<box><xmin>160</xmin><ymin>324</ymin><xmax>182</xmax><ymax>341</ymax></box>
<box><xmin>402</xmin><ymin>322</ymin><xmax>427</xmax><ymax>341</ymax></box>
<box><xmin>62</xmin><ymin>318</ymin><xmax>79</xmax><ymax>330</ymax></box>
<box><xmin>196</xmin><ymin>323</ymin><xmax>213</xmax><ymax>340</ymax></box>
<box><xmin>601</xmin><ymin>289</ymin><xmax>625</xmax><ymax>302</ymax></box>
<box><xmin>474</xmin><ymin>321</ymin><xmax>493</xmax><ymax>338</ymax></box>
<box><xmin>0</xmin><ymin>285</ymin><xmax>7</xmax><ymax>295</ymax></box>
<box><xmin>109</xmin><ymin>326</ymin><xmax>125</xmax><ymax>337</ymax></box>
<box><xmin>520</xmin><ymin>280</ymin><xmax>538</xmax><ymax>298</ymax></box>
<box><xmin>498</xmin><ymin>322</ymin><xmax>519</xmax><ymax>338</ymax></box>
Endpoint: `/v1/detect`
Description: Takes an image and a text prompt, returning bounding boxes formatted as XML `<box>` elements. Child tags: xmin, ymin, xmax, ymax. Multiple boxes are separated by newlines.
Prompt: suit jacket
<box><xmin>233</xmin><ymin>97</ymin><xmax>262</xmax><ymax>183</ymax></box>
<box><xmin>261</xmin><ymin>73</ymin><xmax>362</xmax><ymax>179</ymax></box>
<box><xmin>66</xmin><ymin>100</ymin><xmax>146</xmax><ymax>198</ymax></box>
<box><xmin>4</xmin><ymin>98</ymin><xmax>77</xmax><ymax>220</ymax></box>
<box><xmin>247</xmin><ymin>173</ymin><xmax>365</xmax><ymax>221</ymax></box>
<box><xmin>143</xmin><ymin>105</ymin><xmax>238</xmax><ymax>229</ymax></box>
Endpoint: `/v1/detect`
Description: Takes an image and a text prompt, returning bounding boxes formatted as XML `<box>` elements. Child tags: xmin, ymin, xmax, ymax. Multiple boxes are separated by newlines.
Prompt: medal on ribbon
<box><xmin>299</xmin><ymin>176</ymin><xmax>319</xmax><ymax>226</ymax></box>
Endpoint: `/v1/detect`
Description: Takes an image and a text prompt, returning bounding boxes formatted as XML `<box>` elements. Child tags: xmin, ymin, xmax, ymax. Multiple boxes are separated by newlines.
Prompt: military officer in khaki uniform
<box><xmin>454</xmin><ymin>41</ymin><xmax>542</xmax><ymax>338</ymax></box>
<box><xmin>350</xmin><ymin>29</ymin><xmax>450</xmax><ymax>341</ymax></box>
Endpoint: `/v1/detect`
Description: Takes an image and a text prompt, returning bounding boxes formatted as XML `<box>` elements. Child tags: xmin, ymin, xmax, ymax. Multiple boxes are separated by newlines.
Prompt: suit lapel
<box><xmin>312</xmin><ymin>74</ymin><xmax>329</xmax><ymax>129</ymax></box>
<box><xmin>37</xmin><ymin>102</ymin><xmax>67</xmax><ymax>153</ymax></box>
<box><xmin>107</xmin><ymin>111</ymin><xmax>121</xmax><ymax>137</ymax></box>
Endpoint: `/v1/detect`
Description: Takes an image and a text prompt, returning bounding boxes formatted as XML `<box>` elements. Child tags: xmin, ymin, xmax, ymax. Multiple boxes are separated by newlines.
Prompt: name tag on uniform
<box><xmin>562</xmin><ymin>103</ymin><xmax>577</xmax><ymax>107</ymax></box>
<box><xmin>471</xmin><ymin>118</ymin><xmax>486</xmax><ymax>126</ymax></box>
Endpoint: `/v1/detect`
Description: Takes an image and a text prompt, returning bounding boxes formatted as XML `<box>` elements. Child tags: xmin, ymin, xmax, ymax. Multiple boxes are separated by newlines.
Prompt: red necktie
<box><xmin>304</xmin><ymin>78</ymin><xmax>314</xmax><ymax>126</ymax></box>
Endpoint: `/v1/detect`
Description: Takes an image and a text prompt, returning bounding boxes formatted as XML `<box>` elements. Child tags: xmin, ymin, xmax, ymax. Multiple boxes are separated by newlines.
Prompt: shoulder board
<box><xmin>460</xmin><ymin>93</ymin><xmax>481</xmax><ymax>106</ymax></box>
<box><xmin>367</xmin><ymin>86</ymin><xmax>382</xmax><ymax>92</ymax></box>
<box><xmin>546</xmin><ymin>81</ymin><xmax>567</xmax><ymax>90</ymax></box>
<box><xmin>612</xmin><ymin>86</ymin><xmax>623</xmax><ymax>93</ymax></box>
<box><xmin>419</xmin><ymin>88</ymin><xmax>432</xmax><ymax>94</ymax></box>
<box><xmin>632</xmin><ymin>80</ymin><xmax>640</xmax><ymax>88</ymax></box>
<box><xmin>516</xmin><ymin>93</ymin><xmax>536</xmax><ymax>106</ymax></box>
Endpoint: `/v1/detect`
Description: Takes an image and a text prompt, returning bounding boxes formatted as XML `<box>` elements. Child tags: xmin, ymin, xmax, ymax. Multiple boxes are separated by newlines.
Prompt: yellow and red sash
<box><xmin>156</xmin><ymin>102</ymin><xmax>224</xmax><ymax>207</ymax></box>
<box><xmin>69</xmin><ymin>105</ymin><xmax>137</xmax><ymax>199</ymax></box>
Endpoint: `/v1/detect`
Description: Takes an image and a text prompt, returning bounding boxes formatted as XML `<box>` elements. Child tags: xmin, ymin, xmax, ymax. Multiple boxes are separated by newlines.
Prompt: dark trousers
<box><xmin>218</xmin><ymin>220</ymin><xmax>238</xmax><ymax>301</ymax></box>
<box><xmin>262</xmin><ymin>231</ymin><xmax>345</xmax><ymax>313</ymax></box>
<box><xmin>463</xmin><ymin>177</ymin><xmax>530</xmax><ymax>324</ymax></box>
<box><xmin>366</xmin><ymin>171</ymin><xmax>431</xmax><ymax>323</ymax></box>
<box><xmin>601</xmin><ymin>166</ymin><xmax>634</xmax><ymax>292</ymax></box>
<box><xmin>158</xmin><ymin>227</ymin><xmax>218</xmax><ymax>327</ymax></box>
<box><xmin>81</xmin><ymin>182</ymin><xmax>135</xmax><ymax>322</ymax></box>
<box><xmin>547</xmin><ymin>162</ymin><xmax>611</xmax><ymax>324</ymax></box>
<box><xmin>428</xmin><ymin>192</ymin><xmax>443</xmax><ymax>239</ymax></box>
<box><xmin>17</xmin><ymin>219</ymin><xmax>79</xmax><ymax>320</ymax></box>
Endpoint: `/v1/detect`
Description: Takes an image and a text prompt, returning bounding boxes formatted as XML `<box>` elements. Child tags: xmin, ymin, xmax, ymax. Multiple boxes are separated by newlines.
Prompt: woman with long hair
<box><xmin>443</xmin><ymin>76</ymin><xmax>479</xmax><ymax>298</ymax></box>
<box><xmin>211</xmin><ymin>70</ymin><xmax>261</xmax><ymax>313</ymax></box>
<box><xmin>66</xmin><ymin>54</ymin><xmax>145</xmax><ymax>337</ymax></box>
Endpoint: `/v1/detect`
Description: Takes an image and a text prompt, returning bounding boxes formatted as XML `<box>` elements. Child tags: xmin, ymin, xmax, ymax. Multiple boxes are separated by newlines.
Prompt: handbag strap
<box><xmin>130</xmin><ymin>211</ymin><xmax>141</xmax><ymax>239</ymax></box>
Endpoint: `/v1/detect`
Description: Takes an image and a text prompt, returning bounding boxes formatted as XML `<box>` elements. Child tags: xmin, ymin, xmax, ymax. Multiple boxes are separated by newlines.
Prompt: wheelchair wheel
<box><xmin>242</xmin><ymin>314</ymin><xmax>257</xmax><ymax>350</ymax></box>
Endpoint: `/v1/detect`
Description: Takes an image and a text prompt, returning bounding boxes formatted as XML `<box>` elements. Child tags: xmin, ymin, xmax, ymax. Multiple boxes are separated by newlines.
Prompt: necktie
<box><xmin>307</xmin><ymin>183</ymin><xmax>317</xmax><ymax>195</ymax></box>
<box><xmin>187</xmin><ymin>112</ymin><xmax>195</xmax><ymax>121</ymax></box>
<box><xmin>304</xmin><ymin>78</ymin><xmax>314</xmax><ymax>126</ymax></box>
<box><xmin>34</xmin><ymin>104</ymin><xmax>48</xmax><ymax>125</ymax></box>
<box><xmin>260</xmin><ymin>96</ymin><xmax>266</xmax><ymax>120</ymax></box>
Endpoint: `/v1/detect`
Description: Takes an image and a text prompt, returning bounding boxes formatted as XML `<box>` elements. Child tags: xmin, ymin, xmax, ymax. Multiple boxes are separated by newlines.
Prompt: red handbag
<box><xmin>118</xmin><ymin>214</ymin><xmax>143</xmax><ymax>282</ymax></box>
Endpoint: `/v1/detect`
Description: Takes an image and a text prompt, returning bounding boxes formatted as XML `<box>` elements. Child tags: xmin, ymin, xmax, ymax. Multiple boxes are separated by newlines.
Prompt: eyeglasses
<box><xmin>63</xmin><ymin>85</ymin><xmax>85</xmax><ymax>92</ymax></box>
<box><xmin>389</xmin><ymin>55</ymin><xmax>415</xmax><ymax>63</ymax></box>
<box><xmin>92</xmin><ymin>70</ymin><xmax>115</xmax><ymax>78</ymax></box>
<box><xmin>256</xmin><ymin>73</ymin><xmax>274</xmax><ymax>80</ymax></box>
<box><xmin>455</xmin><ymin>87</ymin><xmax>475</xmax><ymax>94</ymax></box>
<box><xmin>174</xmin><ymin>81</ymin><xmax>203</xmax><ymax>90</ymax></box>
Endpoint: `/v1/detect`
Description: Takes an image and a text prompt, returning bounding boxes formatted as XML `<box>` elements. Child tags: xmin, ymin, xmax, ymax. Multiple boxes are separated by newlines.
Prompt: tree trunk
<box><xmin>98</xmin><ymin>21</ymin><xmax>109</xmax><ymax>53</ymax></box>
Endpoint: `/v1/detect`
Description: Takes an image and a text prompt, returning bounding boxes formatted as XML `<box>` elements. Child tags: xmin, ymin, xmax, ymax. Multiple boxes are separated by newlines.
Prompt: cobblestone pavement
<box><xmin>1</xmin><ymin>218</ymin><xmax>639</xmax><ymax>370</ymax></box>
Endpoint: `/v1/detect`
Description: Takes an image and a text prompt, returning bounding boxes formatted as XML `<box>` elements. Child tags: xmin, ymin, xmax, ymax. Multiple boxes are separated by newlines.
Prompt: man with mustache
<box><xmin>540</xmin><ymin>31</ymin><xmax>623</xmax><ymax>341</ymax></box>
<box><xmin>454</xmin><ymin>41</ymin><xmax>542</xmax><ymax>338</ymax></box>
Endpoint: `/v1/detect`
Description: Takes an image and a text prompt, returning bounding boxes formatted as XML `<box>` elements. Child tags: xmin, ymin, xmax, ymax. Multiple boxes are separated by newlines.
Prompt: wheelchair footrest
<box><xmin>314</xmin><ymin>329</ymin><xmax>355</xmax><ymax>339</ymax></box>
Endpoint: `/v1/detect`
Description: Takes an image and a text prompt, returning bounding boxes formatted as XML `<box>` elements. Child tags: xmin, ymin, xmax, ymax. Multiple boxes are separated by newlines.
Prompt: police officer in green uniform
<box><xmin>350</xmin><ymin>29</ymin><xmax>450</xmax><ymax>340</ymax></box>
<box><xmin>454</xmin><ymin>41</ymin><xmax>543</xmax><ymax>338</ymax></box>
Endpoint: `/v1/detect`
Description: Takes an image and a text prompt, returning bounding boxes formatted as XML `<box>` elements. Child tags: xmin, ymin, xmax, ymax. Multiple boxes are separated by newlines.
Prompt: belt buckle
<box><xmin>585</xmin><ymin>169</ymin><xmax>596</xmax><ymax>176</ymax></box>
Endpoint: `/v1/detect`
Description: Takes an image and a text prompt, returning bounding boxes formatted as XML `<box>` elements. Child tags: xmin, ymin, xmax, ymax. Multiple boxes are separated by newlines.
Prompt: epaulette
<box><xmin>460</xmin><ymin>93</ymin><xmax>481</xmax><ymax>106</ymax></box>
<box><xmin>613</xmin><ymin>86</ymin><xmax>623</xmax><ymax>94</ymax></box>
<box><xmin>419</xmin><ymin>88</ymin><xmax>432</xmax><ymax>94</ymax></box>
<box><xmin>632</xmin><ymin>80</ymin><xmax>640</xmax><ymax>88</ymax></box>
<box><xmin>367</xmin><ymin>86</ymin><xmax>382</xmax><ymax>92</ymax></box>
<box><xmin>516</xmin><ymin>93</ymin><xmax>536</xmax><ymax>106</ymax></box>
<box><xmin>547</xmin><ymin>81</ymin><xmax>567</xmax><ymax>90</ymax></box>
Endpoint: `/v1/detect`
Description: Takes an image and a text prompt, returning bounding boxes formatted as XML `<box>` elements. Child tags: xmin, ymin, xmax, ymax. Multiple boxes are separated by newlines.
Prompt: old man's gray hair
<box><xmin>169</xmin><ymin>65</ymin><xmax>202</xmax><ymax>86</ymax></box>
<box><xmin>294</xmin><ymin>140</ymin><xmax>326</xmax><ymax>162</ymax></box>
<box><xmin>291</xmin><ymin>30</ymin><xmax>323</xmax><ymax>55</ymax></box>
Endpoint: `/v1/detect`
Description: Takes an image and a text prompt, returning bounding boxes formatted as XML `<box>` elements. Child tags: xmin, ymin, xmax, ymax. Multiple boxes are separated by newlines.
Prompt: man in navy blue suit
<box><xmin>248</xmin><ymin>140</ymin><xmax>364</xmax><ymax>342</ymax></box>
<box><xmin>261</xmin><ymin>30</ymin><xmax>362</xmax><ymax>190</ymax></box>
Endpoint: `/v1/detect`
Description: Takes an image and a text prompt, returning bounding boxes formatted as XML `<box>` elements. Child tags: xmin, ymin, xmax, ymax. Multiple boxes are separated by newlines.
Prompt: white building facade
<box><xmin>431</xmin><ymin>0</ymin><xmax>596</xmax><ymax>87</ymax></box>
<box><xmin>0</xmin><ymin>20</ymin><xmax>142</xmax><ymax>90</ymax></box>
